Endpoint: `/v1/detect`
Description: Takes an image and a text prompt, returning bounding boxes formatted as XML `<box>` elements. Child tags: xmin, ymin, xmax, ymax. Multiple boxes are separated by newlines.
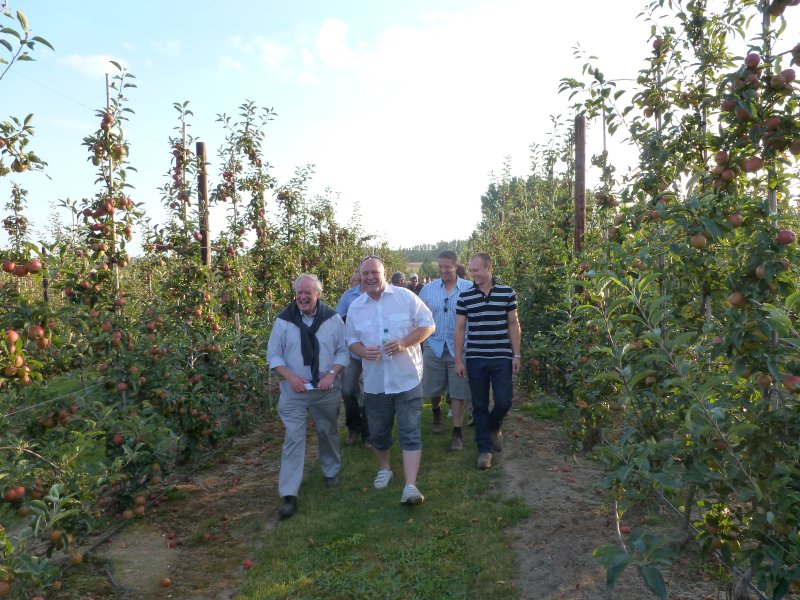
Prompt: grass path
<box><xmin>239</xmin><ymin>408</ymin><xmax>528</xmax><ymax>599</ymax></box>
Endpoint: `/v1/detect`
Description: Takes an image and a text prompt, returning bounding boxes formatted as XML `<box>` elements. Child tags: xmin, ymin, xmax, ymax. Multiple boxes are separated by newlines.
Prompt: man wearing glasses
<box><xmin>345</xmin><ymin>257</ymin><xmax>435</xmax><ymax>505</ymax></box>
<box><xmin>419</xmin><ymin>250</ymin><xmax>473</xmax><ymax>449</ymax></box>
<box><xmin>454</xmin><ymin>253</ymin><xmax>522</xmax><ymax>470</ymax></box>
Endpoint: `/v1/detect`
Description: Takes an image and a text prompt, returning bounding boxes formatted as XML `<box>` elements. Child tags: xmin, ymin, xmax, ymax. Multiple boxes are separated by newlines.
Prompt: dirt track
<box><xmin>57</xmin><ymin>409</ymin><xmax>727</xmax><ymax>599</ymax></box>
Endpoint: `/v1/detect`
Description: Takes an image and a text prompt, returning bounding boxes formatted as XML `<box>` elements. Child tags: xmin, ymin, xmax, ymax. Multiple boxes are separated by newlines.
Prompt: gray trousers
<box><xmin>277</xmin><ymin>387</ymin><xmax>341</xmax><ymax>497</ymax></box>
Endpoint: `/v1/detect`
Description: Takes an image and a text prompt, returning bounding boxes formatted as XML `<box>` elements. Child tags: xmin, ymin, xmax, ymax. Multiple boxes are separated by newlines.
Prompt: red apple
<box><xmin>690</xmin><ymin>233</ymin><xmax>707</xmax><ymax>249</ymax></box>
<box><xmin>728</xmin><ymin>291</ymin><xmax>745</xmax><ymax>308</ymax></box>
<box><xmin>727</xmin><ymin>213</ymin><xmax>744</xmax><ymax>228</ymax></box>
<box><xmin>777</xmin><ymin>230</ymin><xmax>796</xmax><ymax>245</ymax></box>
<box><xmin>745</xmin><ymin>52</ymin><xmax>761</xmax><ymax>69</ymax></box>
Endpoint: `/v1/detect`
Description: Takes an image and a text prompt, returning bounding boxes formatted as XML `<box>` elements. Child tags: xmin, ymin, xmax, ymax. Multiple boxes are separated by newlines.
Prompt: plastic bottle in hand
<box><xmin>382</xmin><ymin>327</ymin><xmax>392</xmax><ymax>361</ymax></box>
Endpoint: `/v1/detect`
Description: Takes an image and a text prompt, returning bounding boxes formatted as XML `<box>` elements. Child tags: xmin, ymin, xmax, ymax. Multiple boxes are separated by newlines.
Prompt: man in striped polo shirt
<box><xmin>454</xmin><ymin>253</ymin><xmax>522</xmax><ymax>470</ymax></box>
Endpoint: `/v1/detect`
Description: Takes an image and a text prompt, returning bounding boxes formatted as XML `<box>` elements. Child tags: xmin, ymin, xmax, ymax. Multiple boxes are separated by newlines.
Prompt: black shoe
<box><xmin>279</xmin><ymin>495</ymin><xmax>297</xmax><ymax>519</ymax></box>
<box><xmin>324</xmin><ymin>475</ymin><xmax>340</xmax><ymax>488</ymax></box>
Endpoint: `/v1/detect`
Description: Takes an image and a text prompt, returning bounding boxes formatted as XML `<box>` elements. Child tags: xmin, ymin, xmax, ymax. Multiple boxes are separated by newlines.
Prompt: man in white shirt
<box><xmin>345</xmin><ymin>257</ymin><xmax>435</xmax><ymax>505</ymax></box>
<box><xmin>267</xmin><ymin>274</ymin><xmax>350</xmax><ymax>518</ymax></box>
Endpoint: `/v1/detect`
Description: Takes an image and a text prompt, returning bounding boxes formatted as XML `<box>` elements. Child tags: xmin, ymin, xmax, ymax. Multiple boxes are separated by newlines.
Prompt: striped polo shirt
<box><xmin>456</xmin><ymin>280</ymin><xmax>517</xmax><ymax>359</ymax></box>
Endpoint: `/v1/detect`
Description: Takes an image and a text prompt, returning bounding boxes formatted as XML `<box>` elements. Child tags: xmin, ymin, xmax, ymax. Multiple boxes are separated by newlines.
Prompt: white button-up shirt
<box><xmin>267</xmin><ymin>313</ymin><xmax>350</xmax><ymax>398</ymax></box>
<box><xmin>345</xmin><ymin>284</ymin><xmax>435</xmax><ymax>394</ymax></box>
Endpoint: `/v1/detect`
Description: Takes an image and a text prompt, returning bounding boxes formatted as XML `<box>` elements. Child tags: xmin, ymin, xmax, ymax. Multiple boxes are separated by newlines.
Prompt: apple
<box><xmin>27</xmin><ymin>325</ymin><xmax>44</xmax><ymax>339</ymax></box>
<box><xmin>35</xmin><ymin>337</ymin><xmax>51</xmax><ymax>350</ymax></box>
<box><xmin>1</xmin><ymin>260</ymin><xmax>15</xmax><ymax>273</ymax></box>
<box><xmin>161</xmin><ymin>577</ymin><xmax>172</xmax><ymax>588</ymax></box>
<box><xmin>5</xmin><ymin>330</ymin><xmax>19</xmax><ymax>343</ymax></box>
<box><xmin>721</xmin><ymin>97</ymin><xmax>736</xmax><ymax>112</ymax></box>
<box><xmin>755</xmin><ymin>265</ymin><xmax>766</xmax><ymax>280</ymax></box>
<box><xmin>728</xmin><ymin>291</ymin><xmax>745</xmax><ymax>307</ymax></box>
<box><xmin>12</xmin><ymin>265</ymin><xmax>27</xmax><ymax>277</ymax></box>
<box><xmin>243</xmin><ymin>559</ymin><xmax>254</xmax><ymax>569</ymax></box>
<box><xmin>745</xmin><ymin>52</ymin><xmax>761</xmax><ymax>69</ymax></box>
<box><xmin>742</xmin><ymin>156</ymin><xmax>764</xmax><ymax>173</ymax></box>
<box><xmin>727</xmin><ymin>213</ymin><xmax>744</xmax><ymax>228</ymax></box>
<box><xmin>776</xmin><ymin>230</ymin><xmax>796</xmax><ymax>245</ymax></box>
<box><xmin>714</xmin><ymin>150</ymin><xmax>729</xmax><ymax>164</ymax></box>
<box><xmin>112</xmin><ymin>433</ymin><xmax>125</xmax><ymax>447</ymax></box>
<box><xmin>770</xmin><ymin>74</ymin><xmax>787</xmax><ymax>90</ymax></box>
<box><xmin>782</xmin><ymin>68</ymin><xmax>796</xmax><ymax>82</ymax></box>
<box><xmin>783</xmin><ymin>374</ymin><xmax>800</xmax><ymax>392</ymax></box>
<box><xmin>790</xmin><ymin>138</ymin><xmax>800</xmax><ymax>155</ymax></box>
<box><xmin>764</xmin><ymin>116</ymin><xmax>781</xmax><ymax>131</ymax></box>
<box><xmin>690</xmin><ymin>233</ymin><xmax>707</xmax><ymax>249</ymax></box>
<box><xmin>757</xmin><ymin>373</ymin><xmax>773</xmax><ymax>388</ymax></box>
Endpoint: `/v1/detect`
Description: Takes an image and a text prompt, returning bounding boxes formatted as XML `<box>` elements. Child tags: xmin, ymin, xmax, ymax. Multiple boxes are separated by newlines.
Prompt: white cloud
<box><xmin>316</xmin><ymin>18</ymin><xmax>359</xmax><ymax>68</ymax></box>
<box><xmin>59</xmin><ymin>54</ymin><xmax>130</xmax><ymax>77</ymax></box>
<box><xmin>254</xmin><ymin>35</ymin><xmax>292</xmax><ymax>68</ymax></box>
<box><xmin>152</xmin><ymin>39</ymin><xmax>181</xmax><ymax>57</ymax></box>
<box><xmin>218</xmin><ymin>56</ymin><xmax>244</xmax><ymax>71</ymax></box>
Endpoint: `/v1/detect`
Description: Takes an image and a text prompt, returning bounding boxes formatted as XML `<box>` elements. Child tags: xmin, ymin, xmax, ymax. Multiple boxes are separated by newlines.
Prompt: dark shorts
<box><xmin>364</xmin><ymin>383</ymin><xmax>423</xmax><ymax>451</ymax></box>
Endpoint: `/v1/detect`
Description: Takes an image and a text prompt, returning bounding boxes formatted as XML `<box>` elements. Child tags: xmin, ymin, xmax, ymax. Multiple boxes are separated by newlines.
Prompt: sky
<box><xmin>1</xmin><ymin>0</ymin><xmax>785</xmax><ymax>252</ymax></box>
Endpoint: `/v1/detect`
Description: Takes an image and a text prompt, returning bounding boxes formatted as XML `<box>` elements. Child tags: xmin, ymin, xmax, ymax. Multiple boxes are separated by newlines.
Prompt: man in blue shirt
<box><xmin>419</xmin><ymin>251</ymin><xmax>473</xmax><ymax>450</ymax></box>
<box><xmin>336</xmin><ymin>268</ymin><xmax>368</xmax><ymax>445</ymax></box>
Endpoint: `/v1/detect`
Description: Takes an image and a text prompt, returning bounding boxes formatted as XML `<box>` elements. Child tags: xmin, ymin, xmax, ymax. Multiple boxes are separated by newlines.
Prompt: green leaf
<box><xmin>786</xmin><ymin>290</ymin><xmax>800</xmax><ymax>312</ymax></box>
<box><xmin>16</xmin><ymin>10</ymin><xmax>28</xmax><ymax>31</ymax></box>
<box><xmin>638</xmin><ymin>565</ymin><xmax>667</xmax><ymax>599</ymax></box>
<box><xmin>31</xmin><ymin>35</ymin><xmax>54</xmax><ymax>50</ymax></box>
<box><xmin>606</xmin><ymin>552</ymin><xmax>631</xmax><ymax>590</ymax></box>
<box><xmin>1</xmin><ymin>27</ymin><xmax>21</xmax><ymax>39</ymax></box>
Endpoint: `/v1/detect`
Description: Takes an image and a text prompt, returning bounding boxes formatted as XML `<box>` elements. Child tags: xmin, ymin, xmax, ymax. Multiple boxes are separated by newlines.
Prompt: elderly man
<box><xmin>346</xmin><ymin>257</ymin><xmax>435</xmax><ymax>505</ymax></box>
<box><xmin>419</xmin><ymin>250</ymin><xmax>473</xmax><ymax>449</ymax></box>
<box><xmin>407</xmin><ymin>273</ymin><xmax>423</xmax><ymax>295</ymax></box>
<box><xmin>391</xmin><ymin>272</ymin><xmax>406</xmax><ymax>286</ymax></box>
<box><xmin>455</xmin><ymin>253</ymin><xmax>522</xmax><ymax>470</ymax></box>
<box><xmin>335</xmin><ymin>268</ymin><xmax>368</xmax><ymax>445</ymax></box>
<box><xmin>267</xmin><ymin>273</ymin><xmax>350</xmax><ymax>518</ymax></box>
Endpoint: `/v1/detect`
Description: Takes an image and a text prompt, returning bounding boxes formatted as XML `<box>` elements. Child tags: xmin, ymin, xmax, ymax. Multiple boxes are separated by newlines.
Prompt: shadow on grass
<box><xmin>239</xmin><ymin>407</ymin><xmax>529</xmax><ymax>599</ymax></box>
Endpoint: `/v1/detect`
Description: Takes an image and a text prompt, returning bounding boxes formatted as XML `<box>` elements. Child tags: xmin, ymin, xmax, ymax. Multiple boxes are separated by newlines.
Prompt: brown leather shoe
<box><xmin>477</xmin><ymin>452</ymin><xmax>492</xmax><ymax>469</ymax></box>
<box><xmin>432</xmin><ymin>410</ymin><xmax>443</xmax><ymax>434</ymax></box>
<box><xmin>490</xmin><ymin>429</ymin><xmax>504</xmax><ymax>452</ymax></box>
<box><xmin>450</xmin><ymin>431</ymin><xmax>463</xmax><ymax>451</ymax></box>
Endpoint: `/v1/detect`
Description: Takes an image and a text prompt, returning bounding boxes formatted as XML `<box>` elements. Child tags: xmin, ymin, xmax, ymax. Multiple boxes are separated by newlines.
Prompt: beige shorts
<box><xmin>422</xmin><ymin>346</ymin><xmax>471</xmax><ymax>400</ymax></box>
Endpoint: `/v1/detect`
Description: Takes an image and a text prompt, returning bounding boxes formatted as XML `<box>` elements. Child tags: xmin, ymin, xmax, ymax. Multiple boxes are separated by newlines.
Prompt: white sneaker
<box><xmin>401</xmin><ymin>484</ymin><xmax>424</xmax><ymax>505</ymax></box>
<box><xmin>447</xmin><ymin>409</ymin><xmax>453</xmax><ymax>418</ymax></box>
<box><xmin>373</xmin><ymin>469</ymin><xmax>393</xmax><ymax>489</ymax></box>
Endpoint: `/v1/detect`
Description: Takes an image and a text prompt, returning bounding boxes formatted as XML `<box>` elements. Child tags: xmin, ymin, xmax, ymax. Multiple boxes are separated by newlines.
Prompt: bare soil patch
<box><xmin>501</xmin><ymin>410</ymin><xmax>720</xmax><ymax>600</ymax></box>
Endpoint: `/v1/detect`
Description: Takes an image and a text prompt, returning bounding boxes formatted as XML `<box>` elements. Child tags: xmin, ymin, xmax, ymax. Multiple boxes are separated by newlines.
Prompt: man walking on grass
<box><xmin>419</xmin><ymin>250</ymin><xmax>473</xmax><ymax>449</ymax></box>
<box><xmin>454</xmin><ymin>253</ymin><xmax>522</xmax><ymax>470</ymax></box>
<box><xmin>346</xmin><ymin>257</ymin><xmax>435</xmax><ymax>505</ymax></box>
<box><xmin>336</xmin><ymin>267</ymin><xmax>368</xmax><ymax>446</ymax></box>
<box><xmin>267</xmin><ymin>274</ymin><xmax>350</xmax><ymax>518</ymax></box>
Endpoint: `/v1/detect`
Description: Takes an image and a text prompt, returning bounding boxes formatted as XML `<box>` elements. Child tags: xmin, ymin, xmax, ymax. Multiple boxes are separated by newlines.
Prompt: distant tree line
<box><xmin>399</xmin><ymin>239</ymin><xmax>466</xmax><ymax>263</ymax></box>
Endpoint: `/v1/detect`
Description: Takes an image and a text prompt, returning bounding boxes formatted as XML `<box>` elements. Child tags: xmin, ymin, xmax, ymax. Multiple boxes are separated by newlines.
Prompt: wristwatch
<box><xmin>513</xmin><ymin>354</ymin><xmax>521</xmax><ymax>359</ymax></box>
<box><xmin>327</xmin><ymin>369</ymin><xmax>336</xmax><ymax>377</ymax></box>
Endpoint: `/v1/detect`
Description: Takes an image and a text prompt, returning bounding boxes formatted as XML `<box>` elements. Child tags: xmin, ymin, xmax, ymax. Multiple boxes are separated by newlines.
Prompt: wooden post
<box><xmin>574</xmin><ymin>114</ymin><xmax>586</xmax><ymax>254</ymax></box>
<box><xmin>196</xmin><ymin>142</ymin><xmax>210</xmax><ymax>266</ymax></box>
